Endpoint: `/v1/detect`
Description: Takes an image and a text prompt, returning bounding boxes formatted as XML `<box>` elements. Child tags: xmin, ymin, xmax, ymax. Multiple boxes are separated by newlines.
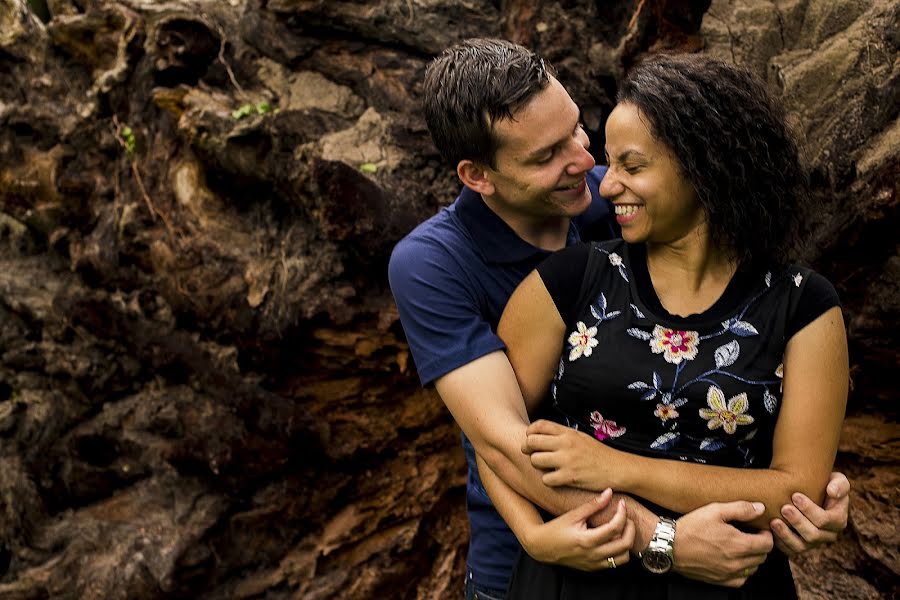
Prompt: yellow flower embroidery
<box><xmin>699</xmin><ymin>386</ymin><xmax>754</xmax><ymax>434</ymax></box>
<box><xmin>567</xmin><ymin>321</ymin><xmax>598</xmax><ymax>361</ymax></box>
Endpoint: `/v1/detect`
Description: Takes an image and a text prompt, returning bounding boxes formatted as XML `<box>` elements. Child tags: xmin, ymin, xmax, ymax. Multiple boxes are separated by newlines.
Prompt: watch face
<box><xmin>641</xmin><ymin>550</ymin><xmax>672</xmax><ymax>574</ymax></box>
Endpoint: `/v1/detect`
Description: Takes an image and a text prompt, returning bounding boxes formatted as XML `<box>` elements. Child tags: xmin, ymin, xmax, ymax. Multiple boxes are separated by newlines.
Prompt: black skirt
<box><xmin>507</xmin><ymin>549</ymin><xmax>797</xmax><ymax>600</ymax></box>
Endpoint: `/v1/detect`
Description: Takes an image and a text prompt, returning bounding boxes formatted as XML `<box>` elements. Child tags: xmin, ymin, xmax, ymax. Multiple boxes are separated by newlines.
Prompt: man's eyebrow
<box><xmin>525</xmin><ymin>118</ymin><xmax>583</xmax><ymax>161</ymax></box>
<box><xmin>524</xmin><ymin>140</ymin><xmax>559</xmax><ymax>161</ymax></box>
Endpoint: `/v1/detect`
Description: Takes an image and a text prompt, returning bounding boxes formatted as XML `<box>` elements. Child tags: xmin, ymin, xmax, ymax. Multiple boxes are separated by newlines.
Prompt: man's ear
<box><xmin>457</xmin><ymin>160</ymin><xmax>495</xmax><ymax>196</ymax></box>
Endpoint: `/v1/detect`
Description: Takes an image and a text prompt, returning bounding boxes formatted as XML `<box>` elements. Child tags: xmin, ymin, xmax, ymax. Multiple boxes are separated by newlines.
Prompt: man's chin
<box><xmin>551</xmin><ymin>187</ymin><xmax>592</xmax><ymax>216</ymax></box>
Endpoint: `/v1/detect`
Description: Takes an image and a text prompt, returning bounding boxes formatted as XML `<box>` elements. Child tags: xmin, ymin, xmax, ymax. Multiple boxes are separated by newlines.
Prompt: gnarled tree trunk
<box><xmin>0</xmin><ymin>0</ymin><xmax>896</xmax><ymax>598</ymax></box>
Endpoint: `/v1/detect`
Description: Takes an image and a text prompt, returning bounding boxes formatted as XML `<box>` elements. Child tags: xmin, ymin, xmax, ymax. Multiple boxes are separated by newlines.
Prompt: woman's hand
<box><xmin>523</xmin><ymin>419</ymin><xmax>618</xmax><ymax>491</ymax></box>
<box><xmin>522</xmin><ymin>489</ymin><xmax>634</xmax><ymax>571</ymax></box>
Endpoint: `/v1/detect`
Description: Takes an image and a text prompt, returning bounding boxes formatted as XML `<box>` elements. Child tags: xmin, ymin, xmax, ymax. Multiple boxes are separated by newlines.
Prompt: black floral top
<box><xmin>537</xmin><ymin>240</ymin><xmax>840</xmax><ymax>470</ymax></box>
<box><xmin>513</xmin><ymin>242</ymin><xmax>840</xmax><ymax>600</ymax></box>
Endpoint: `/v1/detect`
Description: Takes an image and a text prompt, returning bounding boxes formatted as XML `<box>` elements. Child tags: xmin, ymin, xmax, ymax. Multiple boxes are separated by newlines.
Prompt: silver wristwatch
<box><xmin>640</xmin><ymin>516</ymin><xmax>676</xmax><ymax>574</ymax></box>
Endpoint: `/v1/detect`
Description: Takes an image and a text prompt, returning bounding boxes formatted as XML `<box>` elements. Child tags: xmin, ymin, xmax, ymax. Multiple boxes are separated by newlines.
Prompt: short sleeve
<box><xmin>787</xmin><ymin>271</ymin><xmax>841</xmax><ymax>340</ymax></box>
<box><xmin>389</xmin><ymin>237</ymin><xmax>505</xmax><ymax>386</ymax></box>
<box><xmin>535</xmin><ymin>243</ymin><xmax>591</xmax><ymax>327</ymax></box>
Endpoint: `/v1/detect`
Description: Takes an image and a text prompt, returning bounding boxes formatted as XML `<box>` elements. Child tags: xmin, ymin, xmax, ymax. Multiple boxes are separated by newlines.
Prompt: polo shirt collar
<box><xmin>455</xmin><ymin>186</ymin><xmax>578</xmax><ymax>264</ymax></box>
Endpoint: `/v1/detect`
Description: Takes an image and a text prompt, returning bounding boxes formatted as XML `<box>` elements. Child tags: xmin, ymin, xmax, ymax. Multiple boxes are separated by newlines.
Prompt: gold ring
<box><xmin>743</xmin><ymin>567</ymin><xmax>751</xmax><ymax>578</ymax></box>
<box><xmin>607</xmin><ymin>556</ymin><xmax>617</xmax><ymax>569</ymax></box>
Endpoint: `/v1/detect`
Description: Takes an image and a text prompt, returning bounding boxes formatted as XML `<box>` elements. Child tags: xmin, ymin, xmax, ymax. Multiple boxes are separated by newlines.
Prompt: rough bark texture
<box><xmin>0</xmin><ymin>0</ymin><xmax>896</xmax><ymax>598</ymax></box>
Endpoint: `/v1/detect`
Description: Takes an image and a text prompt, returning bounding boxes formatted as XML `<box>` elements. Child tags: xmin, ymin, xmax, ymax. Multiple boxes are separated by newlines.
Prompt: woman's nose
<box><xmin>599</xmin><ymin>167</ymin><xmax>623</xmax><ymax>198</ymax></box>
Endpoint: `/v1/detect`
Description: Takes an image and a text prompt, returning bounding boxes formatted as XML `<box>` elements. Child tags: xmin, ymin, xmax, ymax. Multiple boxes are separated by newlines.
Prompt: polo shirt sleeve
<box><xmin>389</xmin><ymin>236</ymin><xmax>505</xmax><ymax>386</ymax></box>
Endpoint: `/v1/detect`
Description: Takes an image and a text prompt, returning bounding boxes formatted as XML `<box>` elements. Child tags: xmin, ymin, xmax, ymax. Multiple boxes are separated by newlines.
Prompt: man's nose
<box><xmin>567</xmin><ymin>139</ymin><xmax>595</xmax><ymax>175</ymax></box>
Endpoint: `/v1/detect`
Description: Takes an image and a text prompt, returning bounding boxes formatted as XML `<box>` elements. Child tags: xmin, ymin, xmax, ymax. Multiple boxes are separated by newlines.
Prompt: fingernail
<box><xmin>781</xmin><ymin>506</ymin><xmax>793</xmax><ymax>518</ymax></box>
<box><xmin>619</xmin><ymin>499</ymin><xmax>625</xmax><ymax>509</ymax></box>
<box><xmin>792</xmin><ymin>493</ymin><xmax>805</xmax><ymax>506</ymax></box>
<box><xmin>752</xmin><ymin>502</ymin><xmax>765</xmax><ymax>513</ymax></box>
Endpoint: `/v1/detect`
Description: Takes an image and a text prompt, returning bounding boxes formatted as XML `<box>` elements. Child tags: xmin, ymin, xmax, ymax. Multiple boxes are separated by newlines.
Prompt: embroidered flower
<box><xmin>793</xmin><ymin>273</ymin><xmax>803</xmax><ymax>287</ymax></box>
<box><xmin>775</xmin><ymin>362</ymin><xmax>784</xmax><ymax>392</ymax></box>
<box><xmin>567</xmin><ymin>321</ymin><xmax>598</xmax><ymax>361</ymax></box>
<box><xmin>654</xmin><ymin>403</ymin><xmax>679</xmax><ymax>423</ymax></box>
<box><xmin>608</xmin><ymin>252</ymin><xmax>623</xmax><ymax>267</ymax></box>
<box><xmin>699</xmin><ymin>386</ymin><xmax>754</xmax><ymax>434</ymax></box>
<box><xmin>589</xmin><ymin>411</ymin><xmax>626</xmax><ymax>441</ymax></box>
<box><xmin>649</xmin><ymin>325</ymin><xmax>700</xmax><ymax>364</ymax></box>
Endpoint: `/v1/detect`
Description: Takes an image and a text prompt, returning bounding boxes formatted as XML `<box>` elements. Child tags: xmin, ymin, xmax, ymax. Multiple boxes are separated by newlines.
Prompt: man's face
<box><xmin>483</xmin><ymin>77</ymin><xmax>596</xmax><ymax>220</ymax></box>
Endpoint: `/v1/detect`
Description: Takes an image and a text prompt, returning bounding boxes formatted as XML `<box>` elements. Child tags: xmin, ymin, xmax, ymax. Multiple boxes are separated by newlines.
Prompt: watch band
<box><xmin>640</xmin><ymin>516</ymin><xmax>676</xmax><ymax>574</ymax></box>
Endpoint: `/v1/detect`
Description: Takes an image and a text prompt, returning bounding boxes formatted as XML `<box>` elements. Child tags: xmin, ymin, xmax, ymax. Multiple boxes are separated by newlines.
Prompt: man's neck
<box><xmin>482</xmin><ymin>196</ymin><xmax>571</xmax><ymax>252</ymax></box>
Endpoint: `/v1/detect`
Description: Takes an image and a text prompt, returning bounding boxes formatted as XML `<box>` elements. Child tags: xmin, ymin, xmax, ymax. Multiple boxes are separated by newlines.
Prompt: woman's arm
<box><xmin>496</xmin><ymin>269</ymin><xmax>568</xmax><ymax>413</ymax></box>
<box><xmin>522</xmin><ymin>306</ymin><xmax>849</xmax><ymax>528</ymax></box>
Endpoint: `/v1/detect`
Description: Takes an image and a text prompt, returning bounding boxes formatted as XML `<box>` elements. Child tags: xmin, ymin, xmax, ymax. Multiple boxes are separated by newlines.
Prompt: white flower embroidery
<box><xmin>793</xmin><ymin>273</ymin><xmax>803</xmax><ymax>287</ymax></box>
<box><xmin>654</xmin><ymin>403</ymin><xmax>679</xmax><ymax>423</ymax></box>
<box><xmin>608</xmin><ymin>252</ymin><xmax>623</xmax><ymax>267</ymax></box>
<box><xmin>567</xmin><ymin>321</ymin><xmax>598</xmax><ymax>361</ymax></box>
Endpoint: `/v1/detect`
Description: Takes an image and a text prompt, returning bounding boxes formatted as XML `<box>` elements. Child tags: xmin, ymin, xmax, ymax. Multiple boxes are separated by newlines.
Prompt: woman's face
<box><xmin>599</xmin><ymin>102</ymin><xmax>706</xmax><ymax>246</ymax></box>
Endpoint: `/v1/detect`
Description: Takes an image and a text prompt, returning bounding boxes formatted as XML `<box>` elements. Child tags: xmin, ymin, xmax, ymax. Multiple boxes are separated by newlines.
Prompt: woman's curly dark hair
<box><xmin>617</xmin><ymin>54</ymin><xmax>810</xmax><ymax>266</ymax></box>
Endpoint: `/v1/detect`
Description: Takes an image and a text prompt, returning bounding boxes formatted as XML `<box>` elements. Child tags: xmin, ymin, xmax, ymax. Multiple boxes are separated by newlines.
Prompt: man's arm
<box><xmin>437</xmin><ymin>351</ymin><xmax>772</xmax><ymax>586</ymax></box>
<box><xmin>475</xmin><ymin>454</ymin><xmax>634</xmax><ymax>571</ymax></box>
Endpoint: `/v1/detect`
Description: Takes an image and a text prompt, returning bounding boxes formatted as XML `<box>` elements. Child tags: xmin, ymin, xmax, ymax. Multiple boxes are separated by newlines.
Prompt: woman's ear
<box><xmin>457</xmin><ymin>160</ymin><xmax>495</xmax><ymax>196</ymax></box>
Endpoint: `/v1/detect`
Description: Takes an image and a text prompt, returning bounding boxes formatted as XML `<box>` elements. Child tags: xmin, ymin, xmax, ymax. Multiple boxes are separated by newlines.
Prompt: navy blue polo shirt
<box><xmin>388</xmin><ymin>166</ymin><xmax>615</xmax><ymax>591</ymax></box>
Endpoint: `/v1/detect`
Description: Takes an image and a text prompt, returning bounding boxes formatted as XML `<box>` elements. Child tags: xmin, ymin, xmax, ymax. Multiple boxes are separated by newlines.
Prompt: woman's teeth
<box><xmin>615</xmin><ymin>205</ymin><xmax>641</xmax><ymax>216</ymax></box>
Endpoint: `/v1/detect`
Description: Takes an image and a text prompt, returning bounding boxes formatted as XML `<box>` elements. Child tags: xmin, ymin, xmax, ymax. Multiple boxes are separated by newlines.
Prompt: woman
<box><xmin>484</xmin><ymin>54</ymin><xmax>849</xmax><ymax>598</ymax></box>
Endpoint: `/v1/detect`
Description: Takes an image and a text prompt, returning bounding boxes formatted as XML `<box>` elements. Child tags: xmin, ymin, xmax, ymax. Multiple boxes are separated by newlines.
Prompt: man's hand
<box><xmin>771</xmin><ymin>471</ymin><xmax>850</xmax><ymax>556</ymax></box>
<box><xmin>522</xmin><ymin>489</ymin><xmax>634</xmax><ymax>571</ymax></box>
<box><xmin>523</xmin><ymin>419</ymin><xmax>616</xmax><ymax>491</ymax></box>
<box><xmin>673</xmin><ymin>501</ymin><xmax>773</xmax><ymax>588</ymax></box>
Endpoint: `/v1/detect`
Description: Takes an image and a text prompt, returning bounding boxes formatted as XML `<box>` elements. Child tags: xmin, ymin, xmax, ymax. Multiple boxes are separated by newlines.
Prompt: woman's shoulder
<box><xmin>769</xmin><ymin>264</ymin><xmax>838</xmax><ymax>299</ymax></box>
<box><xmin>765</xmin><ymin>263</ymin><xmax>841</xmax><ymax>339</ymax></box>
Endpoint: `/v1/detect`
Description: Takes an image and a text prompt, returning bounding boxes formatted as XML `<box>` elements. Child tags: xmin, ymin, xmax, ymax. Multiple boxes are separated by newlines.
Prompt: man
<box><xmin>388</xmin><ymin>38</ymin><xmax>850</xmax><ymax>600</ymax></box>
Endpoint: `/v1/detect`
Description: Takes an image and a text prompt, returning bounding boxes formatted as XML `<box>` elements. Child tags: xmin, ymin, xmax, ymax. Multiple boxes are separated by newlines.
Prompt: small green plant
<box><xmin>359</xmin><ymin>163</ymin><xmax>378</xmax><ymax>174</ymax></box>
<box><xmin>121</xmin><ymin>125</ymin><xmax>136</xmax><ymax>156</ymax></box>
<box><xmin>232</xmin><ymin>101</ymin><xmax>273</xmax><ymax>120</ymax></box>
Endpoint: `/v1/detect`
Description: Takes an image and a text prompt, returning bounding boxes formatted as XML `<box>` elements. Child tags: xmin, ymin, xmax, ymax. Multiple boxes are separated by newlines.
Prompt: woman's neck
<box><xmin>644</xmin><ymin>233</ymin><xmax>737</xmax><ymax>317</ymax></box>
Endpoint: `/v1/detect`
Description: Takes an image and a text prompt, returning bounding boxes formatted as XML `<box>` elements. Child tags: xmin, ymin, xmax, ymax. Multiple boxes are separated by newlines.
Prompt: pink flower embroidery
<box><xmin>589</xmin><ymin>411</ymin><xmax>626</xmax><ymax>441</ymax></box>
<box><xmin>649</xmin><ymin>325</ymin><xmax>700</xmax><ymax>364</ymax></box>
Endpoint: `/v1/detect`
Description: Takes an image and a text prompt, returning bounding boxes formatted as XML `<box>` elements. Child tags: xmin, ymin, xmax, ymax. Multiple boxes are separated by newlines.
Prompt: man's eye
<box><xmin>536</xmin><ymin>151</ymin><xmax>554</xmax><ymax>164</ymax></box>
<box><xmin>624</xmin><ymin>165</ymin><xmax>641</xmax><ymax>174</ymax></box>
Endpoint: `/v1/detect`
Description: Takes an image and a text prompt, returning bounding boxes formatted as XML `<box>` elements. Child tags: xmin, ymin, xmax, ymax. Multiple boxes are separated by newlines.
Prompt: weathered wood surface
<box><xmin>0</xmin><ymin>0</ymin><xmax>896</xmax><ymax>598</ymax></box>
